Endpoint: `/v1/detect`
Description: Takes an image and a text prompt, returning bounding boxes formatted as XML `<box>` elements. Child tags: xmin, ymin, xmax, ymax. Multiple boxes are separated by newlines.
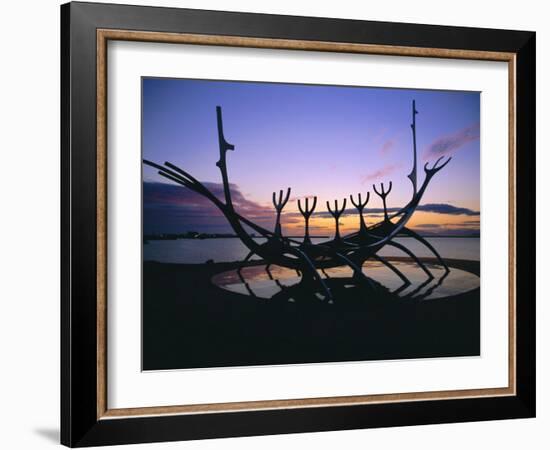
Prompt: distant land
<box><xmin>143</xmin><ymin>231</ymin><xmax>479</xmax><ymax>242</ymax></box>
<box><xmin>143</xmin><ymin>232</ymin><xmax>330</xmax><ymax>242</ymax></box>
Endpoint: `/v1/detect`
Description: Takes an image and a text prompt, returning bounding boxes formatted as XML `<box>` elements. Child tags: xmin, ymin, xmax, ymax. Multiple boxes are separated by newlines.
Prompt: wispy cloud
<box><xmin>423</xmin><ymin>123</ymin><xmax>480</xmax><ymax>159</ymax></box>
<box><xmin>360</xmin><ymin>163</ymin><xmax>402</xmax><ymax>184</ymax></box>
<box><xmin>379</xmin><ymin>139</ymin><xmax>395</xmax><ymax>156</ymax></box>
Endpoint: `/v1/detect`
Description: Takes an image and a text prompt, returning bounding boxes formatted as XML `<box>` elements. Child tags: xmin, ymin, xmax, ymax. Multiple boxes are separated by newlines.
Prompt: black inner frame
<box><xmin>61</xmin><ymin>2</ymin><xmax>535</xmax><ymax>447</ymax></box>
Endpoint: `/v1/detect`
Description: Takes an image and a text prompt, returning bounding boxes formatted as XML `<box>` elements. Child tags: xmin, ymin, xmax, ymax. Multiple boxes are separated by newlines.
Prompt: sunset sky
<box><xmin>142</xmin><ymin>78</ymin><xmax>480</xmax><ymax>237</ymax></box>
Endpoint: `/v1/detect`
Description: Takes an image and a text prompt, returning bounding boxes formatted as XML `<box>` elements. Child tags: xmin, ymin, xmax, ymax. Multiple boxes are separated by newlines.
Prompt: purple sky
<box><xmin>142</xmin><ymin>78</ymin><xmax>480</xmax><ymax>236</ymax></box>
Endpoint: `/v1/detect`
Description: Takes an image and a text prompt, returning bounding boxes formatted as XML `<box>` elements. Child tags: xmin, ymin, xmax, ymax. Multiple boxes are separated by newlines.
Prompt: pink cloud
<box><xmin>360</xmin><ymin>163</ymin><xmax>402</xmax><ymax>184</ymax></box>
<box><xmin>423</xmin><ymin>123</ymin><xmax>480</xmax><ymax>159</ymax></box>
<box><xmin>379</xmin><ymin>139</ymin><xmax>395</xmax><ymax>156</ymax></box>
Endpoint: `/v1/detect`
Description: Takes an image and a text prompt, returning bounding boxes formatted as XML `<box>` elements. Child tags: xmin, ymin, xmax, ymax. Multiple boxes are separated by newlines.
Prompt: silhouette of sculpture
<box><xmin>297</xmin><ymin>197</ymin><xmax>317</xmax><ymax>245</ymax></box>
<box><xmin>272</xmin><ymin>188</ymin><xmax>291</xmax><ymax>237</ymax></box>
<box><xmin>144</xmin><ymin>100</ymin><xmax>451</xmax><ymax>302</ymax></box>
<box><xmin>373</xmin><ymin>182</ymin><xmax>392</xmax><ymax>221</ymax></box>
<box><xmin>326</xmin><ymin>199</ymin><xmax>347</xmax><ymax>244</ymax></box>
<box><xmin>350</xmin><ymin>192</ymin><xmax>370</xmax><ymax>235</ymax></box>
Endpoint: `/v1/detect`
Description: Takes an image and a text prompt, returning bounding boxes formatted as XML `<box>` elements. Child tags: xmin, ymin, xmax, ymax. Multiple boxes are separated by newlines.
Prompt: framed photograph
<box><xmin>61</xmin><ymin>1</ymin><xmax>535</xmax><ymax>447</ymax></box>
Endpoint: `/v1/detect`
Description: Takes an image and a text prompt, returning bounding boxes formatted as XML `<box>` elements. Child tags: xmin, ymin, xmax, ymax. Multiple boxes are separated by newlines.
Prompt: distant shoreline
<box><xmin>144</xmin><ymin>234</ymin><xmax>480</xmax><ymax>241</ymax></box>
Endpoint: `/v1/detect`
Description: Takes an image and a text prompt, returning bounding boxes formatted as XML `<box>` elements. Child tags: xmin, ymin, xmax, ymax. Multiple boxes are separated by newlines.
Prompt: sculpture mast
<box><xmin>215</xmin><ymin>106</ymin><xmax>236</xmax><ymax>210</ymax></box>
<box><xmin>408</xmin><ymin>100</ymin><xmax>419</xmax><ymax>195</ymax></box>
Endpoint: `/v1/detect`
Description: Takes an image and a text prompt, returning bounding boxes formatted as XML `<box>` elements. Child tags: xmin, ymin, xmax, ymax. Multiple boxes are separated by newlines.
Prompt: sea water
<box><xmin>143</xmin><ymin>237</ymin><xmax>480</xmax><ymax>264</ymax></box>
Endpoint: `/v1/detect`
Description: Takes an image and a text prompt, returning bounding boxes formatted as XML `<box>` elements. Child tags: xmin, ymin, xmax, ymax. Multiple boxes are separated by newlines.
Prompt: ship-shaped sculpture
<box><xmin>144</xmin><ymin>101</ymin><xmax>451</xmax><ymax>302</ymax></box>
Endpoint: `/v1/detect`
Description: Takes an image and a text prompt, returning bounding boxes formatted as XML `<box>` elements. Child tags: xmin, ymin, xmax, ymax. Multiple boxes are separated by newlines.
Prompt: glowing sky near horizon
<box><xmin>142</xmin><ymin>78</ymin><xmax>480</xmax><ymax>236</ymax></box>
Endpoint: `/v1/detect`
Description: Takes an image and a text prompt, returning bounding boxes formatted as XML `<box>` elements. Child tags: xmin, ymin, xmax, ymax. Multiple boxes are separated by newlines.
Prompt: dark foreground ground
<box><xmin>143</xmin><ymin>258</ymin><xmax>480</xmax><ymax>370</ymax></box>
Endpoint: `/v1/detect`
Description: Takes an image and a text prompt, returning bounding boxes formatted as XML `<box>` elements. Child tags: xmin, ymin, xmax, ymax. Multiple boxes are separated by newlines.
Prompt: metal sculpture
<box><xmin>326</xmin><ymin>199</ymin><xmax>347</xmax><ymax>244</ymax></box>
<box><xmin>143</xmin><ymin>100</ymin><xmax>452</xmax><ymax>302</ymax></box>
<box><xmin>272</xmin><ymin>188</ymin><xmax>291</xmax><ymax>237</ymax></box>
<box><xmin>349</xmin><ymin>192</ymin><xmax>370</xmax><ymax>235</ymax></box>
<box><xmin>297</xmin><ymin>197</ymin><xmax>317</xmax><ymax>245</ymax></box>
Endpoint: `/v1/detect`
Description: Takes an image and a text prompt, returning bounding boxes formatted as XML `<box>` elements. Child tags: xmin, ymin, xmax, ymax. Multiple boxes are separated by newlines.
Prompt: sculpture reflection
<box><xmin>213</xmin><ymin>260</ymin><xmax>477</xmax><ymax>306</ymax></box>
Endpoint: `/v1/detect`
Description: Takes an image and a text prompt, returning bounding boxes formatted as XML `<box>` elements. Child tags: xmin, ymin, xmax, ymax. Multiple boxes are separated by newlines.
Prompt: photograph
<box><xmin>141</xmin><ymin>78</ymin><xmax>481</xmax><ymax>370</ymax></box>
<box><xmin>53</xmin><ymin>1</ymin><xmax>536</xmax><ymax>447</ymax></box>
